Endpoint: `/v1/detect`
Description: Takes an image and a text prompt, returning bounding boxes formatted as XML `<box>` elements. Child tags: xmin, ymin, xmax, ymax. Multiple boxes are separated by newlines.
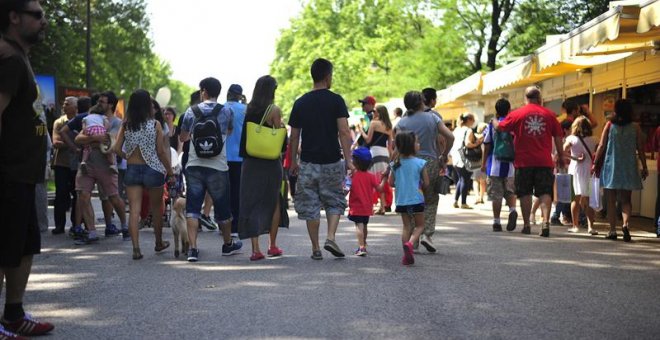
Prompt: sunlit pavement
<box><xmin>26</xmin><ymin>194</ymin><xmax>660</xmax><ymax>339</ymax></box>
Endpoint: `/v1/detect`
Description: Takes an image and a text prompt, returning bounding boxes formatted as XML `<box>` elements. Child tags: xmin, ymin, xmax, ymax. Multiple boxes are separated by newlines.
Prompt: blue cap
<box><xmin>352</xmin><ymin>146</ymin><xmax>372</xmax><ymax>163</ymax></box>
<box><xmin>228</xmin><ymin>84</ymin><xmax>243</xmax><ymax>95</ymax></box>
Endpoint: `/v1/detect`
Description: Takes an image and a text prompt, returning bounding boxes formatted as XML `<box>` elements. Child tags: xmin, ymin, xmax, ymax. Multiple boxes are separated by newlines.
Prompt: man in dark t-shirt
<box><xmin>0</xmin><ymin>0</ymin><xmax>55</xmax><ymax>337</ymax></box>
<box><xmin>288</xmin><ymin>58</ymin><xmax>354</xmax><ymax>260</ymax></box>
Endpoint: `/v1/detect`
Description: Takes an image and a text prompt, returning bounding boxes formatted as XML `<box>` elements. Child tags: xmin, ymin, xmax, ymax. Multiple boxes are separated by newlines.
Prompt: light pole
<box><xmin>85</xmin><ymin>0</ymin><xmax>92</xmax><ymax>90</ymax></box>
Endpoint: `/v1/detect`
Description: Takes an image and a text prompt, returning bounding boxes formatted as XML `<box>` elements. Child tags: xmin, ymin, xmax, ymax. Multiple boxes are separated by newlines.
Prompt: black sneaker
<box><xmin>622</xmin><ymin>227</ymin><xmax>631</xmax><ymax>242</ymax></box>
<box><xmin>68</xmin><ymin>225</ymin><xmax>85</xmax><ymax>238</ymax></box>
<box><xmin>550</xmin><ymin>217</ymin><xmax>563</xmax><ymax>226</ymax></box>
<box><xmin>521</xmin><ymin>225</ymin><xmax>531</xmax><ymax>234</ymax></box>
<box><xmin>323</xmin><ymin>239</ymin><xmax>345</xmax><ymax>257</ymax></box>
<box><xmin>311</xmin><ymin>250</ymin><xmax>323</xmax><ymax>260</ymax></box>
<box><xmin>51</xmin><ymin>227</ymin><xmax>65</xmax><ymax>235</ymax></box>
<box><xmin>222</xmin><ymin>240</ymin><xmax>243</xmax><ymax>256</ymax></box>
<box><xmin>121</xmin><ymin>227</ymin><xmax>130</xmax><ymax>241</ymax></box>
<box><xmin>105</xmin><ymin>224</ymin><xmax>120</xmax><ymax>237</ymax></box>
<box><xmin>540</xmin><ymin>223</ymin><xmax>550</xmax><ymax>237</ymax></box>
<box><xmin>506</xmin><ymin>211</ymin><xmax>518</xmax><ymax>231</ymax></box>
<box><xmin>187</xmin><ymin>248</ymin><xmax>199</xmax><ymax>262</ymax></box>
<box><xmin>492</xmin><ymin>223</ymin><xmax>502</xmax><ymax>232</ymax></box>
<box><xmin>199</xmin><ymin>214</ymin><xmax>218</xmax><ymax>231</ymax></box>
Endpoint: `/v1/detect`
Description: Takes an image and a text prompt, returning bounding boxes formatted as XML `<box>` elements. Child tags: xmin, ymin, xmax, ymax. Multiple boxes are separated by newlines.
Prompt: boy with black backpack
<box><xmin>481</xmin><ymin>98</ymin><xmax>518</xmax><ymax>232</ymax></box>
<box><xmin>179</xmin><ymin>77</ymin><xmax>242</xmax><ymax>262</ymax></box>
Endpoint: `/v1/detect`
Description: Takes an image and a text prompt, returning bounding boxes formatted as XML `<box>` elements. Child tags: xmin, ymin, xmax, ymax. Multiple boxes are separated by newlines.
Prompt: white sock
<box><xmin>88</xmin><ymin>230</ymin><xmax>97</xmax><ymax>238</ymax></box>
<box><xmin>509</xmin><ymin>207</ymin><xmax>516</xmax><ymax>213</ymax></box>
<box><xmin>494</xmin><ymin>218</ymin><xmax>501</xmax><ymax>224</ymax></box>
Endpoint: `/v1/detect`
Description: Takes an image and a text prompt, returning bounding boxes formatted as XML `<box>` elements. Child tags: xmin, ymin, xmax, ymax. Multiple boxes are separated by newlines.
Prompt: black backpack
<box><xmin>191</xmin><ymin>104</ymin><xmax>224</xmax><ymax>158</ymax></box>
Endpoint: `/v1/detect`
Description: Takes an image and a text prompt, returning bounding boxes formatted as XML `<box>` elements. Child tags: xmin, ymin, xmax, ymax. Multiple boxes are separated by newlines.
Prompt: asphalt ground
<box><xmin>14</xmin><ymin>194</ymin><xmax>660</xmax><ymax>339</ymax></box>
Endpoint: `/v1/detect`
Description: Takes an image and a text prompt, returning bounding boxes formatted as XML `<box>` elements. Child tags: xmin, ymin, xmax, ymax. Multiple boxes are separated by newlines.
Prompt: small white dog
<box><xmin>171</xmin><ymin>197</ymin><xmax>189</xmax><ymax>258</ymax></box>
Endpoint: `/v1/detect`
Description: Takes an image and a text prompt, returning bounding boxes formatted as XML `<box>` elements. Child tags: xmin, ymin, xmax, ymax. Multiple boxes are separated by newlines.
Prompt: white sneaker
<box><xmin>567</xmin><ymin>227</ymin><xmax>579</xmax><ymax>233</ymax></box>
<box><xmin>420</xmin><ymin>235</ymin><xmax>437</xmax><ymax>253</ymax></box>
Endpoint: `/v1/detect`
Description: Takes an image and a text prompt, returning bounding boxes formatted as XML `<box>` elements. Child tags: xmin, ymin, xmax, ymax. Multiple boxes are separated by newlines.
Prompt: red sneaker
<box><xmin>250</xmin><ymin>252</ymin><xmax>265</xmax><ymax>261</ymax></box>
<box><xmin>402</xmin><ymin>242</ymin><xmax>415</xmax><ymax>265</ymax></box>
<box><xmin>0</xmin><ymin>325</ymin><xmax>27</xmax><ymax>340</ymax></box>
<box><xmin>267</xmin><ymin>246</ymin><xmax>283</xmax><ymax>257</ymax></box>
<box><xmin>0</xmin><ymin>313</ymin><xmax>54</xmax><ymax>337</ymax></box>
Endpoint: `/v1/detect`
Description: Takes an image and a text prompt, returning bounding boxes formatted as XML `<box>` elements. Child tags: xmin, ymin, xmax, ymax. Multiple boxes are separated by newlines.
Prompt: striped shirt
<box><xmin>483</xmin><ymin>119</ymin><xmax>514</xmax><ymax>178</ymax></box>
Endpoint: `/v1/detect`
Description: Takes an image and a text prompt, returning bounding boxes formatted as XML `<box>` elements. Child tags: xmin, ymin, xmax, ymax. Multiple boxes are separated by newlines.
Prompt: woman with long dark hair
<box><xmin>237</xmin><ymin>75</ymin><xmax>286</xmax><ymax>261</ymax></box>
<box><xmin>357</xmin><ymin>104</ymin><xmax>394</xmax><ymax>214</ymax></box>
<box><xmin>595</xmin><ymin>99</ymin><xmax>648</xmax><ymax>242</ymax></box>
<box><xmin>113</xmin><ymin>89</ymin><xmax>173</xmax><ymax>259</ymax></box>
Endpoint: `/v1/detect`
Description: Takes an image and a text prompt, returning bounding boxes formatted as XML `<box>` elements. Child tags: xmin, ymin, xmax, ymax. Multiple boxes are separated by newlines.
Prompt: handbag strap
<box><xmin>577</xmin><ymin>136</ymin><xmax>592</xmax><ymax>163</ymax></box>
<box><xmin>259</xmin><ymin>104</ymin><xmax>274</xmax><ymax>127</ymax></box>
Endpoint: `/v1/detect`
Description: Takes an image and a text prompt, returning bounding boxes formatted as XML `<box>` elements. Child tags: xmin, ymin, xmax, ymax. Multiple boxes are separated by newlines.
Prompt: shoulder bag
<box><xmin>460</xmin><ymin>129</ymin><xmax>482</xmax><ymax>170</ymax></box>
<box><xmin>245</xmin><ymin>104</ymin><xmax>287</xmax><ymax>160</ymax></box>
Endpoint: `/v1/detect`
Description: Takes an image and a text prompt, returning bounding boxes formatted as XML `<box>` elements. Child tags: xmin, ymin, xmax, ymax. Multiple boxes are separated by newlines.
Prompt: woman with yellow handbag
<box><xmin>237</xmin><ymin>75</ymin><xmax>288</xmax><ymax>261</ymax></box>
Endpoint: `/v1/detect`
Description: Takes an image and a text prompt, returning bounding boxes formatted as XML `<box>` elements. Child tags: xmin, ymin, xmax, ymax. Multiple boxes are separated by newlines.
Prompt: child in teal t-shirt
<box><xmin>389</xmin><ymin>131</ymin><xmax>429</xmax><ymax>265</ymax></box>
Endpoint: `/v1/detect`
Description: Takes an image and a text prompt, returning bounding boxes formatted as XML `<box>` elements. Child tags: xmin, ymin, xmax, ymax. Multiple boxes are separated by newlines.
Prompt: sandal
<box><xmin>154</xmin><ymin>240</ymin><xmax>170</xmax><ymax>252</ymax></box>
<box><xmin>132</xmin><ymin>248</ymin><xmax>143</xmax><ymax>260</ymax></box>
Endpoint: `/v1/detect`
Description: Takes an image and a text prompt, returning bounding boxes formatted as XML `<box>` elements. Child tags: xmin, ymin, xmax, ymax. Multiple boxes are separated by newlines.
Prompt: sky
<box><xmin>146</xmin><ymin>0</ymin><xmax>303</xmax><ymax>100</ymax></box>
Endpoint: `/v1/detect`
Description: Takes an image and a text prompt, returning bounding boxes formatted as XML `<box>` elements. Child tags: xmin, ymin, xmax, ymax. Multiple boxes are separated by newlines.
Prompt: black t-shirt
<box><xmin>288</xmin><ymin>89</ymin><xmax>348</xmax><ymax>164</ymax></box>
<box><xmin>0</xmin><ymin>38</ymin><xmax>47</xmax><ymax>184</ymax></box>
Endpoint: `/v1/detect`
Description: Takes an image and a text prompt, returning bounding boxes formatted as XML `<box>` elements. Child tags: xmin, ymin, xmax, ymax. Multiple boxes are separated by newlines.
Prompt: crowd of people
<box><xmin>0</xmin><ymin>1</ymin><xmax>657</xmax><ymax>338</ymax></box>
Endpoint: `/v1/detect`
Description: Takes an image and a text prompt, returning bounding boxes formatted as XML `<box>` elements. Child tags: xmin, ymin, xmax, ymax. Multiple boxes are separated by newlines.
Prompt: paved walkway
<box><xmin>20</xmin><ymin>195</ymin><xmax>660</xmax><ymax>339</ymax></box>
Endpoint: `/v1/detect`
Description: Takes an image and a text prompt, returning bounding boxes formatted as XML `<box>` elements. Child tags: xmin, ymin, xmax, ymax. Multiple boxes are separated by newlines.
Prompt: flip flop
<box><xmin>154</xmin><ymin>241</ymin><xmax>170</xmax><ymax>252</ymax></box>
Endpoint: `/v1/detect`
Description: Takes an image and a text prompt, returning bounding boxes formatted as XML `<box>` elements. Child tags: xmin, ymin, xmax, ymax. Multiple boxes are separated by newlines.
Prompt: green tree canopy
<box><xmin>270</xmin><ymin>0</ymin><xmax>471</xmax><ymax>115</ymax></box>
<box><xmin>30</xmin><ymin>0</ymin><xmax>193</xmax><ymax>113</ymax></box>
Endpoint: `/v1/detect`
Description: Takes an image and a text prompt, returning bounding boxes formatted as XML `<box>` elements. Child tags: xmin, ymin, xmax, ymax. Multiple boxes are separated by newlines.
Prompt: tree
<box><xmin>30</xmin><ymin>0</ymin><xmax>192</xmax><ymax>112</ymax></box>
<box><xmin>271</xmin><ymin>0</ymin><xmax>471</xmax><ymax>115</ymax></box>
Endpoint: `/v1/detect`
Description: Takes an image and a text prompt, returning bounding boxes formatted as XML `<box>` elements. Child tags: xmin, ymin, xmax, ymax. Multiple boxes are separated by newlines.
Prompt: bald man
<box><xmin>496</xmin><ymin>87</ymin><xmax>565</xmax><ymax>237</ymax></box>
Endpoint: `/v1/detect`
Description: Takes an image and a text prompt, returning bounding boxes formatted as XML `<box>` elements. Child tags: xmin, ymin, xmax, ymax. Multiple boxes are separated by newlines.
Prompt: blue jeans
<box><xmin>124</xmin><ymin>164</ymin><xmax>165</xmax><ymax>188</ymax></box>
<box><xmin>185</xmin><ymin>166</ymin><xmax>231</xmax><ymax>223</ymax></box>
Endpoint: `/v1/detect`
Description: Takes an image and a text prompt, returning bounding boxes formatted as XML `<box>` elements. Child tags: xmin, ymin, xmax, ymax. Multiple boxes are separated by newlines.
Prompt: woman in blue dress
<box><xmin>595</xmin><ymin>99</ymin><xmax>648</xmax><ymax>242</ymax></box>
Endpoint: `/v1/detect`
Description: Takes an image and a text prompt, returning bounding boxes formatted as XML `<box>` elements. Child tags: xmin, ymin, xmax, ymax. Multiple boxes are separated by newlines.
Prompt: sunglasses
<box><xmin>20</xmin><ymin>10</ymin><xmax>45</xmax><ymax>20</ymax></box>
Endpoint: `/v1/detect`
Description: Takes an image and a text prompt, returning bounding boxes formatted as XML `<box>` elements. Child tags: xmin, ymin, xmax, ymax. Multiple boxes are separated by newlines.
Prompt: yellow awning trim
<box><xmin>482</xmin><ymin>56</ymin><xmax>534</xmax><ymax>94</ymax></box>
<box><xmin>638</xmin><ymin>0</ymin><xmax>660</xmax><ymax>33</ymax></box>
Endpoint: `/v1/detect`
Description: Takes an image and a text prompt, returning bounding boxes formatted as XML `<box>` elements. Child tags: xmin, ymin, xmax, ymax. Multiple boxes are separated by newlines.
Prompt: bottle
<box><xmin>343</xmin><ymin>175</ymin><xmax>352</xmax><ymax>193</ymax></box>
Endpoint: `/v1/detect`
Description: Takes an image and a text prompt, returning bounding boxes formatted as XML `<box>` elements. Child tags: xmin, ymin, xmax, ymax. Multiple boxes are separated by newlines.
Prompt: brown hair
<box><xmin>375</xmin><ymin>105</ymin><xmax>392</xmax><ymax>131</ymax></box>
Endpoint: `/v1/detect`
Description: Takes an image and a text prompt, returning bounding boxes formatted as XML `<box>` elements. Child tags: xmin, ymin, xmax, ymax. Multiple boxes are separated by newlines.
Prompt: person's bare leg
<box><xmin>251</xmin><ymin>237</ymin><xmax>261</xmax><ymax>255</ymax></box>
<box><xmin>581</xmin><ymin>196</ymin><xmax>595</xmax><ymax>231</ymax></box>
<box><xmin>187</xmin><ymin>217</ymin><xmax>199</xmax><ymax>248</ymax></box>
<box><xmin>401</xmin><ymin>214</ymin><xmax>412</xmax><ymax>243</ymax></box>
<box><xmin>492</xmin><ymin>199</ymin><xmax>502</xmax><ymax>220</ymax></box>
<box><xmin>571</xmin><ymin>196</ymin><xmax>581</xmax><ymax>228</ymax></box>
<box><xmin>520</xmin><ymin>195</ymin><xmax>532</xmax><ymax>226</ymax></box>
<box><xmin>125</xmin><ymin>186</ymin><xmax>143</xmax><ymax>250</ymax></box>
<box><xmin>102</xmin><ymin>199</ymin><xmax>113</xmax><ymax>227</ymax></box>
<box><xmin>539</xmin><ymin>194</ymin><xmax>553</xmax><ymax>223</ymax></box>
<box><xmin>203</xmin><ymin>192</ymin><xmax>213</xmax><ymax>216</ymax></box>
<box><xmin>326</xmin><ymin>214</ymin><xmax>340</xmax><ymax>241</ymax></box>
<box><xmin>78</xmin><ymin>191</ymin><xmax>96</xmax><ymax>231</ymax></box>
<box><xmin>219</xmin><ymin>220</ymin><xmax>232</xmax><ymax>244</ymax></box>
<box><xmin>306</xmin><ymin>219</ymin><xmax>321</xmax><ymax>251</ymax></box>
<box><xmin>409</xmin><ymin>213</ymin><xmax>425</xmax><ymax>245</ymax></box>
<box><xmin>605</xmin><ymin>189</ymin><xmax>617</xmax><ymax>233</ymax></box>
<box><xmin>2</xmin><ymin>255</ymin><xmax>33</xmax><ymax>306</ymax></box>
<box><xmin>619</xmin><ymin>190</ymin><xmax>632</xmax><ymax>230</ymax></box>
<box><xmin>109</xmin><ymin>195</ymin><xmax>126</xmax><ymax>226</ymax></box>
<box><xmin>355</xmin><ymin>223</ymin><xmax>365</xmax><ymax>248</ymax></box>
<box><xmin>268</xmin><ymin>198</ymin><xmax>281</xmax><ymax>249</ymax></box>
<box><xmin>148</xmin><ymin>186</ymin><xmax>165</xmax><ymax>246</ymax></box>
<box><xmin>530</xmin><ymin>197</ymin><xmax>541</xmax><ymax>223</ymax></box>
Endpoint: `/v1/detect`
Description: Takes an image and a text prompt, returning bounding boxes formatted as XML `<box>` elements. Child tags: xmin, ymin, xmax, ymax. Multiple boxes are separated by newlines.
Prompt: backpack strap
<box><xmin>191</xmin><ymin>104</ymin><xmax>203</xmax><ymax>119</ymax></box>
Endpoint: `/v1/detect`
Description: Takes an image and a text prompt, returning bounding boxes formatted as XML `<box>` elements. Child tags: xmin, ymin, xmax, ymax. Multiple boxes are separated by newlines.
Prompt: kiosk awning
<box><xmin>637</xmin><ymin>0</ymin><xmax>660</xmax><ymax>33</ymax></box>
<box><xmin>437</xmin><ymin>71</ymin><xmax>484</xmax><ymax>106</ymax></box>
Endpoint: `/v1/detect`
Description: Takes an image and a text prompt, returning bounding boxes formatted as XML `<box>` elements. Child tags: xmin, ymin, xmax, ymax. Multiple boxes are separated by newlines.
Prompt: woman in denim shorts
<box><xmin>113</xmin><ymin>90</ymin><xmax>174</xmax><ymax>260</ymax></box>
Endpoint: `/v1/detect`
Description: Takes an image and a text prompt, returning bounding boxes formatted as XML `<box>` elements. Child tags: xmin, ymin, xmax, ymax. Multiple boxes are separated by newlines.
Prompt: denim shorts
<box><xmin>124</xmin><ymin>164</ymin><xmax>165</xmax><ymax>188</ymax></box>
<box><xmin>185</xmin><ymin>166</ymin><xmax>231</xmax><ymax>222</ymax></box>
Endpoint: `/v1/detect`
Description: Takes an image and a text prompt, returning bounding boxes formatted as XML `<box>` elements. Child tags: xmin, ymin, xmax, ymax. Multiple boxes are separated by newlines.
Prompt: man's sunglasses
<box><xmin>20</xmin><ymin>10</ymin><xmax>45</xmax><ymax>20</ymax></box>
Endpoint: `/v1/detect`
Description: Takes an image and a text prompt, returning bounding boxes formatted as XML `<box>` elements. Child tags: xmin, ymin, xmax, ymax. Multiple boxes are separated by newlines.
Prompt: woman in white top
<box><xmin>450</xmin><ymin>113</ymin><xmax>481</xmax><ymax>209</ymax></box>
<box><xmin>563</xmin><ymin>116</ymin><xmax>598</xmax><ymax>235</ymax></box>
<box><xmin>113</xmin><ymin>89</ymin><xmax>174</xmax><ymax>260</ymax></box>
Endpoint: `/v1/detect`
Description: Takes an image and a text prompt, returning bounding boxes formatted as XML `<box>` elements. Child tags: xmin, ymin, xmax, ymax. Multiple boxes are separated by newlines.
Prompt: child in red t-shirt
<box><xmin>348</xmin><ymin>147</ymin><xmax>387</xmax><ymax>256</ymax></box>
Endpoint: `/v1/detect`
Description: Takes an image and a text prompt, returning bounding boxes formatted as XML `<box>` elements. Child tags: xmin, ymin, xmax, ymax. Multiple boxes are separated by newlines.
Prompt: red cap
<box><xmin>358</xmin><ymin>96</ymin><xmax>376</xmax><ymax>106</ymax></box>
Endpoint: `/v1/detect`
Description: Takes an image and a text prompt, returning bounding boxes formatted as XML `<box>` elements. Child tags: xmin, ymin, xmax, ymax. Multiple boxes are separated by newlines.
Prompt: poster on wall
<box><xmin>603</xmin><ymin>93</ymin><xmax>617</xmax><ymax>120</ymax></box>
<box><xmin>35</xmin><ymin>74</ymin><xmax>57</xmax><ymax>131</ymax></box>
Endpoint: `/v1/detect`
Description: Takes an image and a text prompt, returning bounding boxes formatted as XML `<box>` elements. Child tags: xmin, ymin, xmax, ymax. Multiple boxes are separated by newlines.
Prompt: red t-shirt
<box><xmin>348</xmin><ymin>171</ymin><xmax>380</xmax><ymax>216</ymax></box>
<box><xmin>499</xmin><ymin>103</ymin><xmax>563</xmax><ymax>168</ymax></box>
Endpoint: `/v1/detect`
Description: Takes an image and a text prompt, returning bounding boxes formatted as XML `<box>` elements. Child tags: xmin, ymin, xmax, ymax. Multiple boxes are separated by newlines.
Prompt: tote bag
<box><xmin>589</xmin><ymin>176</ymin><xmax>603</xmax><ymax>211</ymax></box>
<box><xmin>245</xmin><ymin>105</ymin><xmax>287</xmax><ymax>160</ymax></box>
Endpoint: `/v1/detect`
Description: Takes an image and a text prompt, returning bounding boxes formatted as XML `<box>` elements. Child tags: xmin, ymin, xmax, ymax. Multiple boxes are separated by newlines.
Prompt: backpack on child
<box><xmin>491</xmin><ymin>120</ymin><xmax>515</xmax><ymax>162</ymax></box>
<box><xmin>191</xmin><ymin>104</ymin><xmax>224</xmax><ymax>158</ymax></box>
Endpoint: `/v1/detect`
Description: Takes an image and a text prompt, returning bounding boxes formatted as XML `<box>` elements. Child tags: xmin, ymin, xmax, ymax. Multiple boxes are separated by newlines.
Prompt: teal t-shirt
<box><xmin>394</xmin><ymin>157</ymin><xmax>426</xmax><ymax>206</ymax></box>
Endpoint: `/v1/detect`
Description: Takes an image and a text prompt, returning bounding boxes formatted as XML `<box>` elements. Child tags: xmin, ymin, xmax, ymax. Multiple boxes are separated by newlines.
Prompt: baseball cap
<box><xmin>228</xmin><ymin>84</ymin><xmax>243</xmax><ymax>95</ymax></box>
<box><xmin>358</xmin><ymin>96</ymin><xmax>376</xmax><ymax>106</ymax></box>
<box><xmin>352</xmin><ymin>146</ymin><xmax>372</xmax><ymax>163</ymax></box>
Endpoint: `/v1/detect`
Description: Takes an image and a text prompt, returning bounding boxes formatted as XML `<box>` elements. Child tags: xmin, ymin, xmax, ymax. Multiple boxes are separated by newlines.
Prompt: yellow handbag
<box><xmin>245</xmin><ymin>104</ymin><xmax>287</xmax><ymax>160</ymax></box>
